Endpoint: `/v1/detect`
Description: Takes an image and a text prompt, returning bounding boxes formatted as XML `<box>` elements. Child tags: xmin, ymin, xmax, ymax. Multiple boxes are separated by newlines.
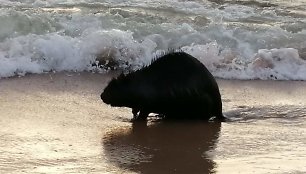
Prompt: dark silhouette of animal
<box><xmin>101</xmin><ymin>51</ymin><xmax>224</xmax><ymax>121</ymax></box>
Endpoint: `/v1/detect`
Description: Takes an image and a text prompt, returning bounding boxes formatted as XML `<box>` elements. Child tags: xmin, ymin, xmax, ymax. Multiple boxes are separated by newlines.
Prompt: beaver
<box><xmin>101</xmin><ymin>51</ymin><xmax>225</xmax><ymax>121</ymax></box>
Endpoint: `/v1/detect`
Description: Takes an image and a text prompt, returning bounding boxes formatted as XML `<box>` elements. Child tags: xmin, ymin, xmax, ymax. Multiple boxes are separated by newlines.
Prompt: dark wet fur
<box><xmin>101</xmin><ymin>51</ymin><xmax>224</xmax><ymax>121</ymax></box>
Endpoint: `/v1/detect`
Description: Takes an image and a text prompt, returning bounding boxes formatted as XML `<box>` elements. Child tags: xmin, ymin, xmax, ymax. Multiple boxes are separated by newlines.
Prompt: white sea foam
<box><xmin>1</xmin><ymin>0</ymin><xmax>306</xmax><ymax>80</ymax></box>
<box><xmin>1</xmin><ymin>28</ymin><xmax>306</xmax><ymax>80</ymax></box>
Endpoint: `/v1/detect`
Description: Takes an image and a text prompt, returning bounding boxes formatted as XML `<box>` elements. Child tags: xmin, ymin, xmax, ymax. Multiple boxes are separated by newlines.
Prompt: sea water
<box><xmin>0</xmin><ymin>0</ymin><xmax>306</xmax><ymax>80</ymax></box>
<box><xmin>1</xmin><ymin>1</ymin><xmax>306</xmax><ymax>173</ymax></box>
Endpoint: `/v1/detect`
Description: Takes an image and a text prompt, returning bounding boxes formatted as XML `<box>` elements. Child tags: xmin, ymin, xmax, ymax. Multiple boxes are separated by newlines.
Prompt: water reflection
<box><xmin>103</xmin><ymin>121</ymin><xmax>221</xmax><ymax>174</ymax></box>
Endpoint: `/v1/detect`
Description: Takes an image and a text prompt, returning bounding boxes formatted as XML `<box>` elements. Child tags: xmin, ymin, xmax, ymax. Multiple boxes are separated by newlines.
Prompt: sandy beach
<box><xmin>1</xmin><ymin>72</ymin><xmax>306</xmax><ymax>173</ymax></box>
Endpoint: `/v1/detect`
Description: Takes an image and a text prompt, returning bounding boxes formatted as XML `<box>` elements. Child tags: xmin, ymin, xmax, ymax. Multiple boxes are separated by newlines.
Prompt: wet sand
<box><xmin>0</xmin><ymin>72</ymin><xmax>306</xmax><ymax>173</ymax></box>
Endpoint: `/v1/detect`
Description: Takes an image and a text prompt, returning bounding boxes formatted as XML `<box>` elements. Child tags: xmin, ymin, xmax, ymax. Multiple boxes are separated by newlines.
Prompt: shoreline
<box><xmin>2</xmin><ymin>72</ymin><xmax>306</xmax><ymax>112</ymax></box>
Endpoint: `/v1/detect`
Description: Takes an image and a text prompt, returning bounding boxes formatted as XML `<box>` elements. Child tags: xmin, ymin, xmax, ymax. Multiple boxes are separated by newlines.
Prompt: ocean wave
<box><xmin>1</xmin><ymin>0</ymin><xmax>306</xmax><ymax>80</ymax></box>
<box><xmin>1</xmin><ymin>27</ymin><xmax>306</xmax><ymax>80</ymax></box>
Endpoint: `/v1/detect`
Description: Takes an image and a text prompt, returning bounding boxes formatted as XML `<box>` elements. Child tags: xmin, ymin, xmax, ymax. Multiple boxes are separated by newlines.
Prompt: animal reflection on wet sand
<box><xmin>103</xmin><ymin>121</ymin><xmax>221</xmax><ymax>174</ymax></box>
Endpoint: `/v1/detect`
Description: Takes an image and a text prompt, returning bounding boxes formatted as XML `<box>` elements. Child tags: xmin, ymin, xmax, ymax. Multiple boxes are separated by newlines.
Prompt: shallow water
<box><xmin>103</xmin><ymin>121</ymin><xmax>221</xmax><ymax>174</ymax></box>
<box><xmin>1</xmin><ymin>73</ymin><xmax>306</xmax><ymax>173</ymax></box>
<box><xmin>103</xmin><ymin>107</ymin><xmax>306</xmax><ymax>174</ymax></box>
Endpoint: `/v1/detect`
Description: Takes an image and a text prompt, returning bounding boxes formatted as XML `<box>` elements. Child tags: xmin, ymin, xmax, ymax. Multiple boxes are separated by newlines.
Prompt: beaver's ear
<box><xmin>107</xmin><ymin>78</ymin><xmax>116</xmax><ymax>87</ymax></box>
<box><xmin>117</xmin><ymin>73</ymin><xmax>125</xmax><ymax>80</ymax></box>
<box><xmin>117</xmin><ymin>73</ymin><xmax>124</xmax><ymax>79</ymax></box>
